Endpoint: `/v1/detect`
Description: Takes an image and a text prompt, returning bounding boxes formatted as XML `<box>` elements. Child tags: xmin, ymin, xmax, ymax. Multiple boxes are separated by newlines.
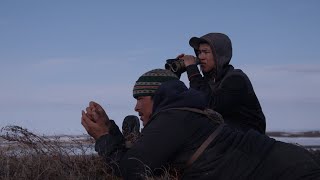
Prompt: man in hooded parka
<box><xmin>180</xmin><ymin>33</ymin><xmax>266</xmax><ymax>134</ymax></box>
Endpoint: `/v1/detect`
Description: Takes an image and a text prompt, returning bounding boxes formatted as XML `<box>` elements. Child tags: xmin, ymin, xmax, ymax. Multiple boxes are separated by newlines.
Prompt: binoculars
<box><xmin>165</xmin><ymin>58</ymin><xmax>200</xmax><ymax>75</ymax></box>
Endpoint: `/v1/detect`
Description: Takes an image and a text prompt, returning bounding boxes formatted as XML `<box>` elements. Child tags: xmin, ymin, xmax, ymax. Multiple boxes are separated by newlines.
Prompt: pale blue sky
<box><xmin>1</xmin><ymin>1</ymin><xmax>319</xmax><ymax>135</ymax></box>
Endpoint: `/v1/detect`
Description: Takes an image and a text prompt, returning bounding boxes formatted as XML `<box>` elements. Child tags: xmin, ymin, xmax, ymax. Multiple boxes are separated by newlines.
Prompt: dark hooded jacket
<box><xmin>186</xmin><ymin>33</ymin><xmax>266</xmax><ymax>134</ymax></box>
<box><xmin>94</xmin><ymin>79</ymin><xmax>320</xmax><ymax>179</ymax></box>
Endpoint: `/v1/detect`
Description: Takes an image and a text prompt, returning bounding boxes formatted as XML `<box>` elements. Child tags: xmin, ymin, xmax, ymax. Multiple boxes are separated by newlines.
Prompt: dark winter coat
<box><xmin>94</xmin><ymin>80</ymin><xmax>320</xmax><ymax>179</ymax></box>
<box><xmin>186</xmin><ymin>33</ymin><xmax>266</xmax><ymax>134</ymax></box>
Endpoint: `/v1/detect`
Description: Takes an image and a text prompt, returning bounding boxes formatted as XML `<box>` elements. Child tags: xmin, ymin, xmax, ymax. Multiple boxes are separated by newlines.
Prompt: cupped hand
<box><xmin>81</xmin><ymin>101</ymin><xmax>110</xmax><ymax>140</ymax></box>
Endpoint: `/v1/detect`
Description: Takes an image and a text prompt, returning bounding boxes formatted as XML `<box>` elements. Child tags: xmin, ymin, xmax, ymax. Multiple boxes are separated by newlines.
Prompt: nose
<box><xmin>198</xmin><ymin>52</ymin><xmax>205</xmax><ymax>60</ymax></box>
<box><xmin>134</xmin><ymin>101</ymin><xmax>139</xmax><ymax>112</ymax></box>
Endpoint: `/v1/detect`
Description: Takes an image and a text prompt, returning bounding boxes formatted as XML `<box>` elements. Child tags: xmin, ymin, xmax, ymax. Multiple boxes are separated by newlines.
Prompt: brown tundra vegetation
<box><xmin>0</xmin><ymin>126</ymin><xmax>178</xmax><ymax>180</ymax></box>
<box><xmin>0</xmin><ymin>125</ymin><xmax>319</xmax><ymax>180</ymax></box>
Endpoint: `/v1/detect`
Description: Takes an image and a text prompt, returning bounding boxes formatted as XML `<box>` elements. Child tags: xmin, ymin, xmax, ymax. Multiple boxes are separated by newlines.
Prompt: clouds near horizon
<box><xmin>1</xmin><ymin>1</ymin><xmax>319</xmax><ymax>135</ymax></box>
<box><xmin>1</xmin><ymin>59</ymin><xmax>319</xmax><ymax>134</ymax></box>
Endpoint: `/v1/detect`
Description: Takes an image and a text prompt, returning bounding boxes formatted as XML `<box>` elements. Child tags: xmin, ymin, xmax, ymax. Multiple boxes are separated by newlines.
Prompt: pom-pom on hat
<box><xmin>133</xmin><ymin>69</ymin><xmax>179</xmax><ymax>98</ymax></box>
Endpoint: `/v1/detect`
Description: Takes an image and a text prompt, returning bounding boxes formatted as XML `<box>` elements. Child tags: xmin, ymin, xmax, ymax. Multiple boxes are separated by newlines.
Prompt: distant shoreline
<box><xmin>267</xmin><ymin>130</ymin><xmax>320</xmax><ymax>137</ymax></box>
<box><xmin>1</xmin><ymin>130</ymin><xmax>320</xmax><ymax>141</ymax></box>
<box><xmin>1</xmin><ymin>131</ymin><xmax>320</xmax><ymax>151</ymax></box>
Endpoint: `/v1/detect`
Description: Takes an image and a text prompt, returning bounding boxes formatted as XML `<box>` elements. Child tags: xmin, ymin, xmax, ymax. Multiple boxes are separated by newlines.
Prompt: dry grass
<box><xmin>0</xmin><ymin>126</ymin><xmax>121</xmax><ymax>180</ymax></box>
<box><xmin>0</xmin><ymin>126</ymin><xmax>177</xmax><ymax>180</ymax></box>
<box><xmin>1</xmin><ymin>126</ymin><xmax>319</xmax><ymax>180</ymax></box>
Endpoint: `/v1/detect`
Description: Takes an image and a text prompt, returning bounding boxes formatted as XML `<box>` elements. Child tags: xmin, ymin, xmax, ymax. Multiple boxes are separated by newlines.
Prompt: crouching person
<box><xmin>81</xmin><ymin>69</ymin><xmax>320</xmax><ymax>180</ymax></box>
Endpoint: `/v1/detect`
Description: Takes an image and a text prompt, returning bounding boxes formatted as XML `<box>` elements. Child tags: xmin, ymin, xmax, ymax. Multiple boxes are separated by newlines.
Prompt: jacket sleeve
<box><xmin>119</xmin><ymin>111</ymin><xmax>198</xmax><ymax>179</ymax></box>
<box><xmin>94</xmin><ymin>120</ymin><xmax>126</xmax><ymax>176</ymax></box>
<box><xmin>186</xmin><ymin>64</ymin><xmax>210</xmax><ymax>93</ymax></box>
<box><xmin>186</xmin><ymin>65</ymin><xmax>247</xmax><ymax>113</ymax></box>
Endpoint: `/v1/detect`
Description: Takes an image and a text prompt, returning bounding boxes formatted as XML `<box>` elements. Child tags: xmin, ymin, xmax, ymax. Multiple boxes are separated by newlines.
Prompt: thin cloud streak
<box><xmin>1</xmin><ymin>63</ymin><xmax>319</xmax><ymax>134</ymax></box>
<box><xmin>240</xmin><ymin>64</ymin><xmax>320</xmax><ymax>131</ymax></box>
<box><xmin>242</xmin><ymin>64</ymin><xmax>320</xmax><ymax>100</ymax></box>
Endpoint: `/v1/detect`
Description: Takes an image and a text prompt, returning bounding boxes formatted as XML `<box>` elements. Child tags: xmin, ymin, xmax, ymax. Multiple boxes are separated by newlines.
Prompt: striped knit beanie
<box><xmin>133</xmin><ymin>69</ymin><xmax>179</xmax><ymax>98</ymax></box>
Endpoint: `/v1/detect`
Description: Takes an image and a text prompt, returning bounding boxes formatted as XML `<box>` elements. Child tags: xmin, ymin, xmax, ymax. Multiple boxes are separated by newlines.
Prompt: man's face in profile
<box><xmin>134</xmin><ymin>96</ymin><xmax>153</xmax><ymax>126</ymax></box>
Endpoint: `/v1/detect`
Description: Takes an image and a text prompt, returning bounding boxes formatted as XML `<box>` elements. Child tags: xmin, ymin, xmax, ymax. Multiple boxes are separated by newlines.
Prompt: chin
<box><xmin>142</xmin><ymin>119</ymin><xmax>150</xmax><ymax>126</ymax></box>
<box><xmin>201</xmin><ymin>68</ymin><xmax>209</xmax><ymax>73</ymax></box>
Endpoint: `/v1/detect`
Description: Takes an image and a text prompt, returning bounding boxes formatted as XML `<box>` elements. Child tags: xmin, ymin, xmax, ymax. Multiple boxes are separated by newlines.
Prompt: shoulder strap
<box><xmin>150</xmin><ymin>107</ymin><xmax>225</xmax><ymax>169</ymax></box>
<box><xmin>163</xmin><ymin>107</ymin><xmax>225</xmax><ymax>168</ymax></box>
<box><xmin>186</xmin><ymin>124</ymin><xmax>225</xmax><ymax>168</ymax></box>
<box><xmin>166</xmin><ymin>107</ymin><xmax>224</xmax><ymax>124</ymax></box>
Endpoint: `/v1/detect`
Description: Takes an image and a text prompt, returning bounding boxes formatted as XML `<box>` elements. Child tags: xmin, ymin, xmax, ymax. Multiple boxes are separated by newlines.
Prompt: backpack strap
<box><xmin>162</xmin><ymin>107</ymin><xmax>225</xmax><ymax>169</ymax></box>
<box><xmin>166</xmin><ymin>107</ymin><xmax>224</xmax><ymax>124</ymax></box>
<box><xmin>151</xmin><ymin>107</ymin><xmax>224</xmax><ymax>169</ymax></box>
<box><xmin>186</xmin><ymin>124</ymin><xmax>225</xmax><ymax>168</ymax></box>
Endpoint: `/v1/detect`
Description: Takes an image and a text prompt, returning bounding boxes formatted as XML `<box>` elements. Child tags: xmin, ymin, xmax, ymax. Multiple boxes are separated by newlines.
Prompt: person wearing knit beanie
<box><xmin>133</xmin><ymin>69</ymin><xmax>179</xmax><ymax>99</ymax></box>
<box><xmin>81</xmin><ymin>68</ymin><xmax>320</xmax><ymax>180</ymax></box>
<box><xmin>132</xmin><ymin>69</ymin><xmax>179</xmax><ymax>126</ymax></box>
